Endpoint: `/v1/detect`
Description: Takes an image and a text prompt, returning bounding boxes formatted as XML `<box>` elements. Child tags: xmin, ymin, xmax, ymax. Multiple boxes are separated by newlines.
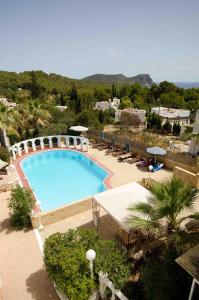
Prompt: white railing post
<box><xmin>12</xmin><ymin>149</ymin><xmax>16</xmax><ymax>160</ymax></box>
<box><xmin>17</xmin><ymin>145</ymin><xmax>22</xmax><ymax>157</ymax></box>
<box><xmin>74</xmin><ymin>138</ymin><xmax>77</xmax><ymax>149</ymax></box>
<box><xmin>9</xmin><ymin>135</ymin><xmax>90</xmax><ymax>159</ymax></box>
<box><xmin>66</xmin><ymin>137</ymin><xmax>69</xmax><ymax>148</ymax></box>
<box><xmin>41</xmin><ymin>140</ymin><xmax>44</xmax><ymax>150</ymax></box>
<box><xmin>49</xmin><ymin>138</ymin><xmax>53</xmax><ymax>148</ymax></box>
<box><xmin>98</xmin><ymin>272</ymin><xmax>128</xmax><ymax>300</ymax></box>
<box><xmin>24</xmin><ymin>143</ymin><xmax>29</xmax><ymax>154</ymax></box>
<box><xmin>81</xmin><ymin>140</ymin><xmax>84</xmax><ymax>150</ymax></box>
<box><xmin>58</xmin><ymin>137</ymin><xmax>61</xmax><ymax>148</ymax></box>
<box><xmin>32</xmin><ymin>141</ymin><xmax>36</xmax><ymax>152</ymax></box>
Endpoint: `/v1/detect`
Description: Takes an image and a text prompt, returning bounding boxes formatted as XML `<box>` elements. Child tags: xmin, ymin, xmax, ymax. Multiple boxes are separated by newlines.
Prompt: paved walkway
<box><xmin>0</xmin><ymin>191</ymin><xmax>58</xmax><ymax>300</ymax></box>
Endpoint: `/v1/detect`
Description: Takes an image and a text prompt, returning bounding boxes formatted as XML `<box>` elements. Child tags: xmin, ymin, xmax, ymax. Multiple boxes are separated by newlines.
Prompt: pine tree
<box><xmin>111</xmin><ymin>82</ymin><xmax>117</xmax><ymax>99</ymax></box>
<box><xmin>162</xmin><ymin>119</ymin><xmax>172</xmax><ymax>134</ymax></box>
<box><xmin>70</xmin><ymin>85</ymin><xmax>81</xmax><ymax>113</ymax></box>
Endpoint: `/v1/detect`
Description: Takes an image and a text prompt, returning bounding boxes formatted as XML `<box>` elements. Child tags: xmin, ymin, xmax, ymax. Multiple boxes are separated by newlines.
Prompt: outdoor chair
<box><xmin>111</xmin><ymin>148</ymin><xmax>122</xmax><ymax>156</ymax></box>
<box><xmin>113</xmin><ymin>150</ymin><xmax>127</xmax><ymax>157</ymax></box>
<box><xmin>98</xmin><ymin>143</ymin><xmax>110</xmax><ymax>151</ymax></box>
<box><xmin>118</xmin><ymin>153</ymin><xmax>133</xmax><ymax>162</ymax></box>
<box><xmin>126</xmin><ymin>154</ymin><xmax>141</xmax><ymax>164</ymax></box>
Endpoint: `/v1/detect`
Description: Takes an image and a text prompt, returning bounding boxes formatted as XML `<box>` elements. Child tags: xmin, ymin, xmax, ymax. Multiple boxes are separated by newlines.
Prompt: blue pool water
<box><xmin>21</xmin><ymin>150</ymin><xmax>108</xmax><ymax>212</ymax></box>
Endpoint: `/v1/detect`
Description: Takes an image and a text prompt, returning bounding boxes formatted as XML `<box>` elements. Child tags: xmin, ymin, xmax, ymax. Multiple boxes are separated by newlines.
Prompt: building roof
<box><xmin>176</xmin><ymin>244</ymin><xmax>199</xmax><ymax>283</ymax></box>
<box><xmin>152</xmin><ymin>107</ymin><xmax>190</xmax><ymax>119</ymax></box>
<box><xmin>93</xmin><ymin>182</ymin><xmax>151</xmax><ymax>233</ymax></box>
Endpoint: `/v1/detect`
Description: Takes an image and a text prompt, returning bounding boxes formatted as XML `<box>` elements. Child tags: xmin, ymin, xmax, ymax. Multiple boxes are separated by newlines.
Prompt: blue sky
<box><xmin>0</xmin><ymin>0</ymin><xmax>199</xmax><ymax>82</ymax></box>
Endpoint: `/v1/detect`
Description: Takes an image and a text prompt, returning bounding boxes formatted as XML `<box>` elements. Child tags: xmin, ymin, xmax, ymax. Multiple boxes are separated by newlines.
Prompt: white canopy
<box><xmin>93</xmin><ymin>182</ymin><xmax>152</xmax><ymax>233</ymax></box>
<box><xmin>70</xmin><ymin>126</ymin><xmax>88</xmax><ymax>132</ymax></box>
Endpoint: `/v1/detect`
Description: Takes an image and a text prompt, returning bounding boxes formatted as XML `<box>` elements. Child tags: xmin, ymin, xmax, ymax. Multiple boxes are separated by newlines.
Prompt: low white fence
<box><xmin>9</xmin><ymin>135</ymin><xmax>89</xmax><ymax>160</ymax></box>
<box><xmin>99</xmin><ymin>272</ymin><xmax>128</xmax><ymax>300</ymax></box>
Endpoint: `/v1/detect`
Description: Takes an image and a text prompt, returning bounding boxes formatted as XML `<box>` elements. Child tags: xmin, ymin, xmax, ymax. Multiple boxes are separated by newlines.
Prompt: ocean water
<box><xmin>21</xmin><ymin>150</ymin><xmax>108</xmax><ymax>212</ymax></box>
<box><xmin>174</xmin><ymin>82</ymin><xmax>199</xmax><ymax>89</ymax></box>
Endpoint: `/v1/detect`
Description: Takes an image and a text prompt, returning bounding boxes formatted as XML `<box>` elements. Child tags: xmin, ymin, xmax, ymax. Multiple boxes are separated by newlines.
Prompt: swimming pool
<box><xmin>21</xmin><ymin>150</ymin><xmax>109</xmax><ymax>212</ymax></box>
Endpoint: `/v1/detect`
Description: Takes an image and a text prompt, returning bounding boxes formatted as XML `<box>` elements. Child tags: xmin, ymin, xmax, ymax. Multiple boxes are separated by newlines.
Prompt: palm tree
<box><xmin>128</xmin><ymin>177</ymin><xmax>199</xmax><ymax>251</ymax></box>
<box><xmin>28</xmin><ymin>100</ymin><xmax>52</xmax><ymax>128</ymax></box>
<box><xmin>0</xmin><ymin>105</ymin><xmax>20</xmax><ymax>136</ymax></box>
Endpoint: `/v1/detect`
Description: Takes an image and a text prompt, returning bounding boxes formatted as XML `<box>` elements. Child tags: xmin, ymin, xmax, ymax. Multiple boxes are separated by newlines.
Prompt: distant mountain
<box><xmin>82</xmin><ymin>73</ymin><xmax>153</xmax><ymax>86</ymax></box>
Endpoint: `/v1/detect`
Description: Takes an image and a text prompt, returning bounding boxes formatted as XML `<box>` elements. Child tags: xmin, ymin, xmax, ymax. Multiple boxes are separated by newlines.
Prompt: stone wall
<box><xmin>174</xmin><ymin>166</ymin><xmax>199</xmax><ymax>188</ymax></box>
<box><xmin>31</xmin><ymin>197</ymin><xmax>92</xmax><ymax>228</ymax></box>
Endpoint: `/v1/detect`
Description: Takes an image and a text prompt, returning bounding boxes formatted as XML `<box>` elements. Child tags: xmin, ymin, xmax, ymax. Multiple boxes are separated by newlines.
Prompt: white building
<box><xmin>151</xmin><ymin>107</ymin><xmax>190</xmax><ymax>126</ymax></box>
<box><xmin>0</xmin><ymin>97</ymin><xmax>17</xmax><ymax>109</ymax></box>
<box><xmin>94</xmin><ymin>97</ymin><xmax>120</xmax><ymax>111</ymax></box>
<box><xmin>94</xmin><ymin>101</ymin><xmax>110</xmax><ymax>111</ymax></box>
<box><xmin>115</xmin><ymin>108</ymin><xmax>146</xmax><ymax>125</ymax></box>
<box><xmin>109</xmin><ymin>97</ymin><xmax>120</xmax><ymax>109</ymax></box>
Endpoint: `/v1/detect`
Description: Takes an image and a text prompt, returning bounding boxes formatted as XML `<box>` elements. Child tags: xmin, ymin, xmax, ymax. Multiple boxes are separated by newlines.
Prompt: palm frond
<box><xmin>128</xmin><ymin>202</ymin><xmax>153</xmax><ymax>216</ymax></box>
<box><xmin>177</xmin><ymin>212</ymin><xmax>199</xmax><ymax>225</ymax></box>
<box><xmin>127</xmin><ymin>216</ymin><xmax>159</xmax><ymax>236</ymax></box>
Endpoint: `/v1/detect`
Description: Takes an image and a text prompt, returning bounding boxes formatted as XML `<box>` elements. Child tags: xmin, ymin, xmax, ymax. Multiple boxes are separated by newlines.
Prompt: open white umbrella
<box><xmin>147</xmin><ymin>147</ymin><xmax>166</xmax><ymax>162</ymax></box>
<box><xmin>69</xmin><ymin>126</ymin><xmax>88</xmax><ymax>132</ymax></box>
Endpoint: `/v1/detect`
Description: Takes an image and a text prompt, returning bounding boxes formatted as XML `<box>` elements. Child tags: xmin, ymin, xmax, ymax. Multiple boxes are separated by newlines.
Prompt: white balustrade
<box><xmin>9</xmin><ymin>135</ymin><xmax>89</xmax><ymax>160</ymax></box>
<box><xmin>98</xmin><ymin>272</ymin><xmax>128</xmax><ymax>300</ymax></box>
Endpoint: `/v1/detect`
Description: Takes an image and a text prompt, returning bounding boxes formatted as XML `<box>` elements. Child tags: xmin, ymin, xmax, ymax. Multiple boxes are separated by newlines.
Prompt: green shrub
<box><xmin>95</xmin><ymin>239</ymin><xmax>131</xmax><ymax>289</ymax></box>
<box><xmin>8</xmin><ymin>185</ymin><xmax>35</xmax><ymax>229</ymax></box>
<box><xmin>0</xmin><ymin>146</ymin><xmax>10</xmax><ymax>162</ymax></box>
<box><xmin>43</xmin><ymin>229</ymin><xmax>130</xmax><ymax>299</ymax></box>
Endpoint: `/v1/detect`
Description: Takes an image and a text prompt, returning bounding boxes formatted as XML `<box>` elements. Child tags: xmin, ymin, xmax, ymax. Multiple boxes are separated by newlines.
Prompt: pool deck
<box><xmin>0</xmin><ymin>191</ymin><xmax>59</xmax><ymax>300</ymax></box>
<box><xmin>0</xmin><ymin>146</ymin><xmax>173</xmax><ymax>299</ymax></box>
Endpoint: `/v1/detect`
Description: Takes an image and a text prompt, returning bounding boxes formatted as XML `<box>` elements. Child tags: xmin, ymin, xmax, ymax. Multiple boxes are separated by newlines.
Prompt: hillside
<box><xmin>82</xmin><ymin>73</ymin><xmax>153</xmax><ymax>86</ymax></box>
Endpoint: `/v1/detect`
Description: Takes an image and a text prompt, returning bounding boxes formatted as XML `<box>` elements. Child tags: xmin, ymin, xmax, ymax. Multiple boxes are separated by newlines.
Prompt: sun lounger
<box><xmin>113</xmin><ymin>150</ymin><xmax>127</xmax><ymax>157</ymax></box>
<box><xmin>93</xmin><ymin>142</ymin><xmax>106</xmax><ymax>149</ymax></box>
<box><xmin>127</xmin><ymin>155</ymin><xmax>141</xmax><ymax>164</ymax></box>
<box><xmin>111</xmin><ymin>148</ymin><xmax>121</xmax><ymax>156</ymax></box>
<box><xmin>98</xmin><ymin>144</ymin><xmax>111</xmax><ymax>151</ymax></box>
<box><xmin>136</xmin><ymin>159</ymin><xmax>150</xmax><ymax>167</ymax></box>
<box><xmin>118</xmin><ymin>153</ymin><xmax>132</xmax><ymax>161</ymax></box>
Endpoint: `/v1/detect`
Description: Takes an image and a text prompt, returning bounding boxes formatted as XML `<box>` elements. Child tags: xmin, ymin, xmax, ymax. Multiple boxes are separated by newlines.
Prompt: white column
<box><xmin>32</xmin><ymin>141</ymin><xmax>36</xmax><ymax>152</ymax></box>
<box><xmin>81</xmin><ymin>139</ymin><xmax>84</xmax><ymax>150</ymax></box>
<box><xmin>17</xmin><ymin>145</ymin><xmax>22</xmax><ymax>156</ymax></box>
<box><xmin>24</xmin><ymin>143</ymin><xmax>29</xmax><ymax>154</ymax></box>
<box><xmin>41</xmin><ymin>140</ymin><xmax>44</xmax><ymax>150</ymax></box>
<box><xmin>66</xmin><ymin>137</ymin><xmax>69</xmax><ymax>148</ymax></box>
<box><xmin>58</xmin><ymin>137</ymin><xmax>61</xmax><ymax>147</ymax></box>
<box><xmin>85</xmin><ymin>141</ymin><xmax>89</xmax><ymax>152</ymax></box>
<box><xmin>12</xmin><ymin>149</ymin><xmax>16</xmax><ymax>160</ymax></box>
<box><xmin>74</xmin><ymin>138</ymin><xmax>77</xmax><ymax>149</ymax></box>
<box><xmin>49</xmin><ymin>138</ymin><xmax>53</xmax><ymax>148</ymax></box>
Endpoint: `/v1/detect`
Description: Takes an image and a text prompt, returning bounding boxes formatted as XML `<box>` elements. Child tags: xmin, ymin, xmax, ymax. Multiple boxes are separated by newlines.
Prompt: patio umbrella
<box><xmin>0</xmin><ymin>159</ymin><xmax>8</xmax><ymax>170</ymax></box>
<box><xmin>69</xmin><ymin>126</ymin><xmax>88</xmax><ymax>132</ymax></box>
<box><xmin>147</xmin><ymin>147</ymin><xmax>166</xmax><ymax>162</ymax></box>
